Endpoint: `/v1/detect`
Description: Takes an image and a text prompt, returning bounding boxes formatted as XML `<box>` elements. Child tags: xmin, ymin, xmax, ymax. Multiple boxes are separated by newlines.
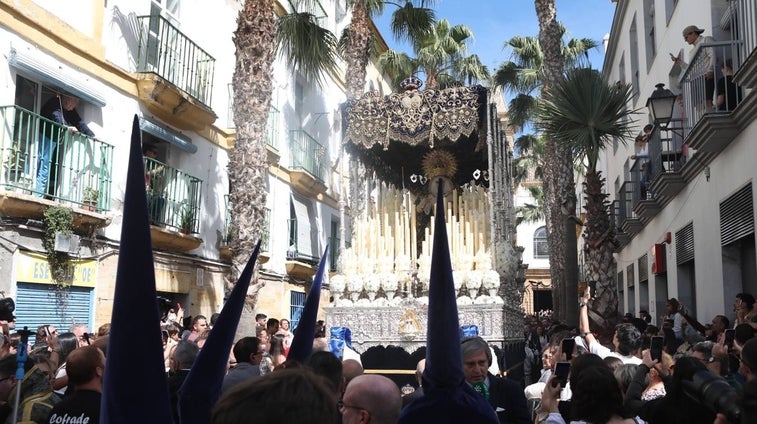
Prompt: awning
<box><xmin>8</xmin><ymin>47</ymin><xmax>107</xmax><ymax>107</ymax></box>
<box><xmin>140</xmin><ymin>117</ymin><xmax>197</xmax><ymax>154</ymax></box>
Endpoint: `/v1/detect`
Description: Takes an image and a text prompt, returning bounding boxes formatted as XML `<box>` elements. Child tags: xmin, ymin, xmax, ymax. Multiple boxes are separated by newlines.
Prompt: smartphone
<box><xmin>725</xmin><ymin>329</ymin><xmax>735</xmax><ymax>349</ymax></box>
<box><xmin>562</xmin><ymin>338</ymin><xmax>576</xmax><ymax>361</ymax></box>
<box><xmin>669</xmin><ymin>52</ymin><xmax>676</xmax><ymax>59</ymax></box>
<box><xmin>552</xmin><ymin>361</ymin><xmax>571</xmax><ymax>387</ymax></box>
<box><xmin>588</xmin><ymin>281</ymin><xmax>597</xmax><ymax>299</ymax></box>
<box><xmin>650</xmin><ymin>336</ymin><xmax>664</xmax><ymax>361</ymax></box>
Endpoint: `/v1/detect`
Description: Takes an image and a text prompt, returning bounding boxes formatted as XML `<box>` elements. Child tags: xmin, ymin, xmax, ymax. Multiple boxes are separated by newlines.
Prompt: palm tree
<box><xmin>343</xmin><ymin>0</ymin><xmax>437</xmax><ymax>100</ymax></box>
<box><xmin>230</xmin><ymin>0</ymin><xmax>341</xmax><ymax>339</ymax></box>
<box><xmin>538</xmin><ymin>67</ymin><xmax>636</xmax><ymax>333</ymax></box>
<box><xmin>493</xmin><ymin>16</ymin><xmax>596</xmax><ymax>322</ymax></box>
<box><xmin>516</xmin><ymin>185</ymin><xmax>545</xmax><ymax>226</ymax></box>
<box><xmin>492</xmin><ymin>33</ymin><xmax>598</xmax><ymax>128</ymax></box>
<box><xmin>378</xmin><ymin>18</ymin><xmax>490</xmax><ymax>89</ymax></box>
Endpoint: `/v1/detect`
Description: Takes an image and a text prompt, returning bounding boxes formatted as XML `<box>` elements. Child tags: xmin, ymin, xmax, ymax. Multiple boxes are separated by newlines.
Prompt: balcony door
<box><xmin>145</xmin><ymin>0</ymin><xmax>181</xmax><ymax>77</ymax></box>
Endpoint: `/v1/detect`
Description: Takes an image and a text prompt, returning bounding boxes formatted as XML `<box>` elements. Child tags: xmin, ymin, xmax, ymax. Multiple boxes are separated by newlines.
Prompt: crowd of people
<box><xmin>520</xmin><ymin>288</ymin><xmax>757</xmax><ymax>424</ymax></box>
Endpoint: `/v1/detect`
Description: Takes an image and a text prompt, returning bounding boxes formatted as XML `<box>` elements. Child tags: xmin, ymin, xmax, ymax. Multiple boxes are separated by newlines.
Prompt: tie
<box><xmin>472</xmin><ymin>381</ymin><xmax>489</xmax><ymax>400</ymax></box>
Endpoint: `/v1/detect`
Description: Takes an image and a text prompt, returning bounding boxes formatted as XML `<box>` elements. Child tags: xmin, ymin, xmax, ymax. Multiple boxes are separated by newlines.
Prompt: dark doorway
<box><xmin>533</xmin><ymin>289</ymin><xmax>553</xmax><ymax>313</ymax></box>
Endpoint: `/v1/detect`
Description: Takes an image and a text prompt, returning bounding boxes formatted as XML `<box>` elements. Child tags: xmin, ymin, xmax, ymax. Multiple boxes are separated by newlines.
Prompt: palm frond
<box><xmin>537</xmin><ymin>68</ymin><xmax>638</xmax><ymax>170</ymax></box>
<box><xmin>276</xmin><ymin>12</ymin><xmax>338</xmax><ymax>86</ymax></box>
<box><xmin>391</xmin><ymin>2</ymin><xmax>436</xmax><ymax>43</ymax></box>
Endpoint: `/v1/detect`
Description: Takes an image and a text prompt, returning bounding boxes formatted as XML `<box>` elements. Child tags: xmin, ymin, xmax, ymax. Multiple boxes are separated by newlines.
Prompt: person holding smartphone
<box><xmin>579</xmin><ymin>287</ymin><xmax>642</xmax><ymax>364</ymax></box>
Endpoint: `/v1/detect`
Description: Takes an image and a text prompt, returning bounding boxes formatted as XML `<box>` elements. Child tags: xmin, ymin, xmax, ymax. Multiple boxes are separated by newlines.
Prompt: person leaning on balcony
<box><xmin>36</xmin><ymin>94</ymin><xmax>95</xmax><ymax>198</ymax></box>
<box><xmin>673</xmin><ymin>25</ymin><xmax>716</xmax><ymax>109</ymax></box>
<box><xmin>716</xmin><ymin>59</ymin><xmax>743</xmax><ymax>111</ymax></box>
<box><xmin>143</xmin><ymin>144</ymin><xmax>167</xmax><ymax>224</ymax></box>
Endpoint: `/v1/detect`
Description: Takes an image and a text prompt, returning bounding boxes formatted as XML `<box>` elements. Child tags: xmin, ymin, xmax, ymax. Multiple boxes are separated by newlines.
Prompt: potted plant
<box><xmin>180</xmin><ymin>206</ymin><xmax>195</xmax><ymax>234</ymax></box>
<box><xmin>82</xmin><ymin>187</ymin><xmax>99</xmax><ymax>211</ymax></box>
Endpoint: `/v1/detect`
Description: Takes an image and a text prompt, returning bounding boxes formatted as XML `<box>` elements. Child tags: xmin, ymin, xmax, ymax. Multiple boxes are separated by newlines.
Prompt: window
<box><xmin>290</xmin><ymin>290</ymin><xmax>306</xmax><ymax>331</ymax></box>
<box><xmin>644</xmin><ymin>0</ymin><xmax>656</xmax><ymax>71</ymax></box>
<box><xmin>534</xmin><ymin>226</ymin><xmax>549</xmax><ymax>258</ymax></box>
<box><xmin>151</xmin><ymin>0</ymin><xmax>181</xmax><ymax>25</ymax></box>
<box><xmin>629</xmin><ymin>16</ymin><xmax>640</xmax><ymax>104</ymax></box>
<box><xmin>664</xmin><ymin>0</ymin><xmax>678</xmax><ymax>25</ymax></box>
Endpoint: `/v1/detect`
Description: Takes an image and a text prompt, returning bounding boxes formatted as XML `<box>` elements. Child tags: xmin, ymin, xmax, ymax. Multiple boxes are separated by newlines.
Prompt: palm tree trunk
<box><xmin>344</xmin><ymin>2</ymin><xmax>371</xmax><ymax>100</ymax></box>
<box><xmin>583</xmin><ymin>168</ymin><xmax>618</xmax><ymax>334</ymax></box>
<box><xmin>229</xmin><ymin>0</ymin><xmax>276</xmax><ymax>340</ymax></box>
<box><xmin>535</xmin><ymin>0</ymin><xmax>576</xmax><ymax>324</ymax></box>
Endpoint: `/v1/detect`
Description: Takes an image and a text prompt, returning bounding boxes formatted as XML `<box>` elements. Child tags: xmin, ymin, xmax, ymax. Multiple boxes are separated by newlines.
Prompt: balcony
<box><xmin>135</xmin><ymin>15</ymin><xmax>217</xmax><ymax>131</ymax></box>
<box><xmin>617</xmin><ymin>180</ymin><xmax>642</xmax><ymax>237</ymax></box>
<box><xmin>678</xmin><ymin>0</ymin><xmax>757</xmax><ymax>155</ymax></box>
<box><xmin>0</xmin><ymin>105</ymin><xmax>113</xmax><ymax>228</ymax></box>
<box><xmin>144</xmin><ymin>156</ymin><xmax>203</xmax><ymax>252</ymax></box>
<box><xmin>285</xmin><ymin>218</ymin><xmax>318</xmax><ymax>280</ymax></box>
<box><xmin>289</xmin><ymin>130</ymin><xmax>327</xmax><ymax>197</ymax></box>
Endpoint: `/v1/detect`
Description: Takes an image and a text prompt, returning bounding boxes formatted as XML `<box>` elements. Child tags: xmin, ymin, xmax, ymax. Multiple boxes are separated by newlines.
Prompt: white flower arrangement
<box><xmin>482</xmin><ymin>270</ymin><xmax>501</xmax><ymax>290</ymax></box>
<box><xmin>347</xmin><ymin>275</ymin><xmax>363</xmax><ymax>293</ymax></box>
<box><xmin>457</xmin><ymin>296</ymin><xmax>474</xmax><ymax>305</ymax></box>
<box><xmin>380</xmin><ymin>273</ymin><xmax>399</xmax><ymax>292</ymax></box>
<box><xmin>364</xmin><ymin>274</ymin><xmax>380</xmax><ymax>292</ymax></box>
<box><xmin>330</xmin><ymin>274</ymin><xmax>346</xmax><ymax>293</ymax></box>
<box><xmin>452</xmin><ymin>270</ymin><xmax>466</xmax><ymax>290</ymax></box>
<box><xmin>467</xmin><ymin>270</ymin><xmax>483</xmax><ymax>290</ymax></box>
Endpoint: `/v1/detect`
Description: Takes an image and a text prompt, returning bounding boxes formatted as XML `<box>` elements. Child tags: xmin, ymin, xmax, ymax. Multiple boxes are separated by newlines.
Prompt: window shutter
<box><xmin>676</xmin><ymin>223</ymin><xmax>695</xmax><ymax>264</ymax></box>
<box><xmin>720</xmin><ymin>183</ymin><xmax>754</xmax><ymax>246</ymax></box>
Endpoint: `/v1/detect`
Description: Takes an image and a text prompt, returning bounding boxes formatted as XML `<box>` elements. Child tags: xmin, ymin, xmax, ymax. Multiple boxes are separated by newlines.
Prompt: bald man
<box><xmin>342</xmin><ymin>359</ymin><xmax>364</xmax><ymax>388</ymax></box>
<box><xmin>341</xmin><ymin>374</ymin><xmax>401</xmax><ymax>424</ymax></box>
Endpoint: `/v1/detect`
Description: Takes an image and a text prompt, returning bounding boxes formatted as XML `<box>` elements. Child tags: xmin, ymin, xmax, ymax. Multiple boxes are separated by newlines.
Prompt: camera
<box><xmin>156</xmin><ymin>296</ymin><xmax>178</xmax><ymax>316</ymax></box>
<box><xmin>0</xmin><ymin>298</ymin><xmax>15</xmax><ymax>322</ymax></box>
<box><xmin>682</xmin><ymin>370</ymin><xmax>741</xmax><ymax>424</ymax></box>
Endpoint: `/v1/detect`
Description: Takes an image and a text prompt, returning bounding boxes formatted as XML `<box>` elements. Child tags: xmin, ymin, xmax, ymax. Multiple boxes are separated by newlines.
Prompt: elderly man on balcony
<box><xmin>673</xmin><ymin>25</ymin><xmax>717</xmax><ymax>109</ymax></box>
<box><xmin>35</xmin><ymin>94</ymin><xmax>96</xmax><ymax>198</ymax></box>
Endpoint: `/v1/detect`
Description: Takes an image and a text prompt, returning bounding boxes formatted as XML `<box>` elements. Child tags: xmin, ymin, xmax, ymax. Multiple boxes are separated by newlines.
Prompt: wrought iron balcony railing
<box><xmin>617</xmin><ymin>180</ymin><xmax>639</xmax><ymax>225</ymax></box>
<box><xmin>267</xmin><ymin>106</ymin><xmax>280</xmax><ymax>150</ymax></box>
<box><xmin>679</xmin><ymin>39</ymin><xmax>744</xmax><ymax>134</ymax></box>
<box><xmin>136</xmin><ymin>15</ymin><xmax>215</xmax><ymax>106</ymax></box>
<box><xmin>289</xmin><ymin>130</ymin><xmax>327</xmax><ymax>182</ymax></box>
<box><xmin>0</xmin><ymin>105</ymin><xmax>114</xmax><ymax>211</ymax></box>
<box><xmin>144</xmin><ymin>156</ymin><xmax>202</xmax><ymax>234</ymax></box>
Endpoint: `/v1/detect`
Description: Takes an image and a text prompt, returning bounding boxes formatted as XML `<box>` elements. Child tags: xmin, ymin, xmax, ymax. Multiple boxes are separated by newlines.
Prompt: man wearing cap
<box><xmin>462</xmin><ymin>336</ymin><xmax>530</xmax><ymax>424</ymax></box>
<box><xmin>673</xmin><ymin>25</ymin><xmax>716</xmax><ymax>109</ymax></box>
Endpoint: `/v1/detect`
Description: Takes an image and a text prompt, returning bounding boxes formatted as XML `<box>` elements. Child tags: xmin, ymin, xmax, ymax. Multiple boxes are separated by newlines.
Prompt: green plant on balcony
<box><xmin>82</xmin><ymin>187</ymin><xmax>99</xmax><ymax>211</ymax></box>
<box><xmin>179</xmin><ymin>205</ymin><xmax>195</xmax><ymax>234</ymax></box>
<box><xmin>42</xmin><ymin>206</ymin><xmax>74</xmax><ymax>287</ymax></box>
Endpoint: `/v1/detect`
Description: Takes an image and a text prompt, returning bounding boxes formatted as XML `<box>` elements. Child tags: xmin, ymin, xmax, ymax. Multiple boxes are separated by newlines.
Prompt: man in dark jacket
<box><xmin>35</xmin><ymin>94</ymin><xmax>95</xmax><ymax>198</ymax></box>
<box><xmin>462</xmin><ymin>336</ymin><xmax>531</xmax><ymax>424</ymax></box>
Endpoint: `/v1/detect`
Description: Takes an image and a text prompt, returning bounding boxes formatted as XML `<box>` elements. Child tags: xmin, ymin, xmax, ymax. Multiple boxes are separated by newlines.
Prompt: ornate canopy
<box><xmin>343</xmin><ymin>83</ymin><xmax>490</xmax><ymax>194</ymax></box>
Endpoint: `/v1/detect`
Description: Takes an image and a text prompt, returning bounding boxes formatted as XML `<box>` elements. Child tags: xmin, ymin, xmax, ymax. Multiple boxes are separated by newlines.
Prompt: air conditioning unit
<box><xmin>650</xmin><ymin>243</ymin><xmax>666</xmax><ymax>275</ymax></box>
<box><xmin>54</xmin><ymin>233</ymin><xmax>81</xmax><ymax>255</ymax></box>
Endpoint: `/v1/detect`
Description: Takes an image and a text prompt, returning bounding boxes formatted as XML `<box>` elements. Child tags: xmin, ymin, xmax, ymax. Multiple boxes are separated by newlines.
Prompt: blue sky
<box><xmin>374</xmin><ymin>0</ymin><xmax>618</xmax><ymax>76</ymax></box>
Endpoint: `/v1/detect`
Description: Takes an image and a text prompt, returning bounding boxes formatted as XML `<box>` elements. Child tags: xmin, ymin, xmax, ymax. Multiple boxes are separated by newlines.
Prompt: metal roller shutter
<box><xmin>676</xmin><ymin>223</ymin><xmax>695</xmax><ymax>265</ymax></box>
<box><xmin>720</xmin><ymin>183</ymin><xmax>754</xmax><ymax>246</ymax></box>
<box><xmin>15</xmin><ymin>282</ymin><xmax>93</xmax><ymax>344</ymax></box>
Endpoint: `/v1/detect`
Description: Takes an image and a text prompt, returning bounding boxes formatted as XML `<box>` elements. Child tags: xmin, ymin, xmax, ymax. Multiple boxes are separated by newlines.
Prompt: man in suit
<box><xmin>462</xmin><ymin>337</ymin><xmax>530</xmax><ymax>424</ymax></box>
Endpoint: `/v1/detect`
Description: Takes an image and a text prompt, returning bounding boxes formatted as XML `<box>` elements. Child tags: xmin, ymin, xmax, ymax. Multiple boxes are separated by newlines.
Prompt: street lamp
<box><xmin>646</xmin><ymin>83</ymin><xmax>677</xmax><ymax>127</ymax></box>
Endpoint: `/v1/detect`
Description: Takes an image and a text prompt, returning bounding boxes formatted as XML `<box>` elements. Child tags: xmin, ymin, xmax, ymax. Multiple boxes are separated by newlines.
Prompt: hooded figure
<box><xmin>178</xmin><ymin>241</ymin><xmax>261</xmax><ymax>424</ymax></box>
<box><xmin>398</xmin><ymin>186</ymin><xmax>498</xmax><ymax>424</ymax></box>
<box><xmin>100</xmin><ymin>116</ymin><xmax>172</xmax><ymax>423</ymax></box>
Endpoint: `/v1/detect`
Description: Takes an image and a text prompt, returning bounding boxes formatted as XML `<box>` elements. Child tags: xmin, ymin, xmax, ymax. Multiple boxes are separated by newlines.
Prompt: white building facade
<box><xmin>0</xmin><ymin>0</ymin><xmax>373</xmax><ymax>334</ymax></box>
<box><xmin>601</xmin><ymin>0</ymin><xmax>756</xmax><ymax>325</ymax></box>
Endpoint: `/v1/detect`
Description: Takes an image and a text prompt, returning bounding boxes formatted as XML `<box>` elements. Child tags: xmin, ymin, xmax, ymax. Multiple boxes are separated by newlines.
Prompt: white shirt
<box><xmin>588</xmin><ymin>340</ymin><xmax>642</xmax><ymax>364</ymax></box>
